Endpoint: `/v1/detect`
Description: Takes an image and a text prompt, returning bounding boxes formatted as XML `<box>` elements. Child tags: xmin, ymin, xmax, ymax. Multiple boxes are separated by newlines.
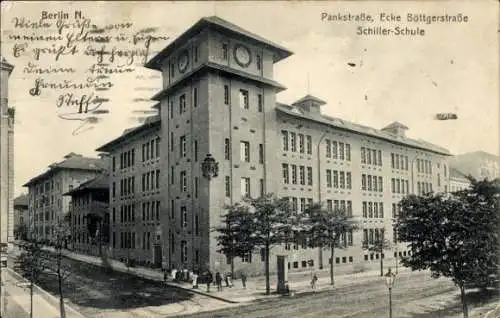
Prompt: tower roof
<box><xmin>382</xmin><ymin>121</ymin><xmax>409</xmax><ymax>131</ymax></box>
<box><xmin>145</xmin><ymin>16</ymin><xmax>293</xmax><ymax>70</ymax></box>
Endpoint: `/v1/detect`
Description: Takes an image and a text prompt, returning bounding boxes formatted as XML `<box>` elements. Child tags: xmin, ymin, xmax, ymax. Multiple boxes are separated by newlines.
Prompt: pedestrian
<box><xmin>192</xmin><ymin>271</ymin><xmax>198</xmax><ymax>289</ymax></box>
<box><xmin>227</xmin><ymin>272</ymin><xmax>233</xmax><ymax>287</ymax></box>
<box><xmin>241</xmin><ymin>272</ymin><xmax>247</xmax><ymax>289</ymax></box>
<box><xmin>224</xmin><ymin>272</ymin><xmax>229</xmax><ymax>287</ymax></box>
<box><xmin>311</xmin><ymin>274</ymin><xmax>318</xmax><ymax>290</ymax></box>
<box><xmin>206</xmin><ymin>271</ymin><xmax>213</xmax><ymax>292</ymax></box>
<box><xmin>171</xmin><ymin>267</ymin><xmax>178</xmax><ymax>283</ymax></box>
<box><xmin>215</xmin><ymin>271</ymin><xmax>223</xmax><ymax>291</ymax></box>
<box><xmin>163</xmin><ymin>270</ymin><xmax>168</xmax><ymax>287</ymax></box>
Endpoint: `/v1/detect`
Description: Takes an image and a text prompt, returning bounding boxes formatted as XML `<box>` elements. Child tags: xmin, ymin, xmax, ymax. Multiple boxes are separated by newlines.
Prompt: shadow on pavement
<box><xmin>12</xmin><ymin>255</ymin><xmax>195</xmax><ymax>312</ymax></box>
<box><xmin>412</xmin><ymin>287</ymin><xmax>500</xmax><ymax>318</ymax></box>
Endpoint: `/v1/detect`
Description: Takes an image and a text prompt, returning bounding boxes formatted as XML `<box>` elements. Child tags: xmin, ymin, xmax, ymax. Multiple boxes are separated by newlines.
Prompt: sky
<box><xmin>0</xmin><ymin>1</ymin><xmax>498</xmax><ymax>197</ymax></box>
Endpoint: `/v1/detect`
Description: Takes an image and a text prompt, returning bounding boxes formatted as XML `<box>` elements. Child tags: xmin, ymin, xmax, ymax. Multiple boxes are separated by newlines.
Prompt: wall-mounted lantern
<box><xmin>201</xmin><ymin>154</ymin><xmax>219</xmax><ymax>180</ymax></box>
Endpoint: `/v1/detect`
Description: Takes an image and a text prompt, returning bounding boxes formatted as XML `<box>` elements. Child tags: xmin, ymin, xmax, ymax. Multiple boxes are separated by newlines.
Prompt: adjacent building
<box><xmin>64</xmin><ymin>173</ymin><xmax>110</xmax><ymax>256</ymax></box>
<box><xmin>449</xmin><ymin>168</ymin><xmax>471</xmax><ymax>192</ymax></box>
<box><xmin>0</xmin><ymin>56</ymin><xmax>15</xmax><ymax>245</ymax></box>
<box><xmin>23</xmin><ymin>153</ymin><xmax>108</xmax><ymax>243</ymax></box>
<box><xmin>13</xmin><ymin>194</ymin><xmax>28</xmax><ymax>240</ymax></box>
<box><xmin>96</xmin><ymin>115</ymin><xmax>162</xmax><ymax>267</ymax></box>
<box><xmin>93</xmin><ymin>16</ymin><xmax>451</xmax><ymax>275</ymax></box>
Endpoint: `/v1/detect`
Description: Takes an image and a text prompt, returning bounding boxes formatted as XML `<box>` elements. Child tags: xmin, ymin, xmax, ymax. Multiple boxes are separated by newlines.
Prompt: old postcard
<box><xmin>0</xmin><ymin>1</ymin><xmax>499</xmax><ymax>318</ymax></box>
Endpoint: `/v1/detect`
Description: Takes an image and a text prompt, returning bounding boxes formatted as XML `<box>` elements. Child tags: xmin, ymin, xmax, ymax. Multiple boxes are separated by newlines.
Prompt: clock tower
<box><xmin>145</xmin><ymin>16</ymin><xmax>293</xmax><ymax>272</ymax></box>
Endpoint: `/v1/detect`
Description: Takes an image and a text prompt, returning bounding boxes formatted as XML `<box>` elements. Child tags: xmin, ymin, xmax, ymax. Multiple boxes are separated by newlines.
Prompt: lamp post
<box><xmin>385</xmin><ymin>268</ymin><xmax>396</xmax><ymax>318</ymax></box>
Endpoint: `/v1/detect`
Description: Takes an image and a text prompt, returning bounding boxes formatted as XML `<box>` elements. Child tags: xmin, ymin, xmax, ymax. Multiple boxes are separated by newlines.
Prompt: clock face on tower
<box><xmin>234</xmin><ymin>44</ymin><xmax>252</xmax><ymax>68</ymax></box>
<box><xmin>178</xmin><ymin>51</ymin><xmax>189</xmax><ymax>73</ymax></box>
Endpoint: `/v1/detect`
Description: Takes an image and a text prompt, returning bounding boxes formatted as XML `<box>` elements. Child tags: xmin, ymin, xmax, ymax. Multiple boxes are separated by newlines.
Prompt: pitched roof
<box><xmin>145</xmin><ymin>16</ymin><xmax>293</xmax><ymax>70</ymax></box>
<box><xmin>23</xmin><ymin>154</ymin><xmax>107</xmax><ymax>187</ymax></box>
<box><xmin>14</xmin><ymin>194</ymin><xmax>28</xmax><ymax>207</ymax></box>
<box><xmin>276</xmin><ymin>104</ymin><xmax>451</xmax><ymax>156</ymax></box>
<box><xmin>64</xmin><ymin>173</ymin><xmax>109</xmax><ymax>196</ymax></box>
<box><xmin>450</xmin><ymin>168</ymin><xmax>469</xmax><ymax>180</ymax></box>
<box><xmin>382</xmin><ymin>121</ymin><xmax>409</xmax><ymax>131</ymax></box>
<box><xmin>292</xmin><ymin>95</ymin><xmax>327</xmax><ymax>106</ymax></box>
<box><xmin>96</xmin><ymin>115</ymin><xmax>161</xmax><ymax>152</ymax></box>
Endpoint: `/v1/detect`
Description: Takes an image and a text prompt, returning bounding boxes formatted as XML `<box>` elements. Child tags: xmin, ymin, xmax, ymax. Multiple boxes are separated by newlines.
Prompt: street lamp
<box><xmin>385</xmin><ymin>268</ymin><xmax>396</xmax><ymax>318</ymax></box>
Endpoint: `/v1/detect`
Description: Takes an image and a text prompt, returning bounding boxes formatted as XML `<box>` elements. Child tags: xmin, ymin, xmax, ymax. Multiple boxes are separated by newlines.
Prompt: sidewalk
<box><xmin>38</xmin><ymin>245</ymin><xmax>412</xmax><ymax>304</ymax></box>
<box><xmin>2</xmin><ymin>267</ymin><xmax>85</xmax><ymax>318</ymax></box>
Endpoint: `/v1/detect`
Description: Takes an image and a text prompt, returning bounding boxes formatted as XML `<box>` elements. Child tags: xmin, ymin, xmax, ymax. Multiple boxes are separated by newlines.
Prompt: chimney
<box><xmin>381</xmin><ymin>122</ymin><xmax>409</xmax><ymax>138</ymax></box>
<box><xmin>292</xmin><ymin>94</ymin><xmax>327</xmax><ymax>116</ymax></box>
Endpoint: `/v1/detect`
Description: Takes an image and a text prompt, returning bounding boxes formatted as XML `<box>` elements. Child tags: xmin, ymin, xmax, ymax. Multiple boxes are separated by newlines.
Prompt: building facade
<box><xmin>13</xmin><ymin>194</ymin><xmax>28</xmax><ymax>240</ymax></box>
<box><xmin>96</xmin><ymin>16</ymin><xmax>452</xmax><ymax>275</ymax></box>
<box><xmin>0</xmin><ymin>56</ymin><xmax>15</xmax><ymax>245</ymax></box>
<box><xmin>23</xmin><ymin>153</ymin><xmax>107</xmax><ymax>243</ymax></box>
<box><xmin>449</xmin><ymin>168</ymin><xmax>470</xmax><ymax>192</ymax></box>
<box><xmin>96</xmin><ymin>116</ymin><xmax>162</xmax><ymax>267</ymax></box>
<box><xmin>65</xmin><ymin>173</ymin><xmax>110</xmax><ymax>256</ymax></box>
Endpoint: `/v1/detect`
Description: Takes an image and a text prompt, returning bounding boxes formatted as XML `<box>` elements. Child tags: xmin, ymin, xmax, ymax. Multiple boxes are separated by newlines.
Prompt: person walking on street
<box><xmin>227</xmin><ymin>272</ymin><xmax>233</xmax><ymax>287</ymax></box>
<box><xmin>215</xmin><ymin>271</ymin><xmax>223</xmax><ymax>291</ymax></box>
<box><xmin>224</xmin><ymin>272</ymin><xmax>229</xmax><ymax>287</ymax></box>
<box><xmin>241</xmin><ymin>272</ymin><xmax>247</xmax><ymax>289</ymax></box>
<box><xmin>311</xmin><ymin>273</ymin><xmax>318</xmax><ymax>290</ymax></box>
<box><xmin>163</xmin><ymin>270</ymin><xmax>168</xmax><ymax>288</ymax></box>
<box><xmin>206</xmin><ymin>271</ymin><xmax>213</xmax><ymax>292</ymax></box>
<box><xmin>191</xmin><ymin>271</ymin><xmax>198</xmax><ymax>289</ymax></box>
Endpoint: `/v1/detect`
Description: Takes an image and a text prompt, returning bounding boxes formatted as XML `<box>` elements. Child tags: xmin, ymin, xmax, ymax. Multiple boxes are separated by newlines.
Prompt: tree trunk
<box><xmin>330</xmin><ymin>245</ymin><xmax>335</xmax><ymax>286</ymax></box>
<box><xmin>460</xmin><ymin>284</ymin><xmax>468</xmax><ymax>318</ymax></box>
<box><xmin>230</xmin><ymin>256</ymin><xmax>234</xmax><ymax>279</ymax></box>
<box><xmin>265</xmin><ymin>243</ymin><xmax>270</xmax><ymax>295</ymax></box>
<box><xmin>380</xmin><ymin>258</ymin><xmax>384</xmax><ymax>277</ymax></box>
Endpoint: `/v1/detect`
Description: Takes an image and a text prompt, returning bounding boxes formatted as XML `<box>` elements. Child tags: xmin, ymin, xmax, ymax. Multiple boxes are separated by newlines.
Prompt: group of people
<box><xmin>163</xmin><ymin>267</ymin><xmax>248</xmax><ymax>292</ymax></box>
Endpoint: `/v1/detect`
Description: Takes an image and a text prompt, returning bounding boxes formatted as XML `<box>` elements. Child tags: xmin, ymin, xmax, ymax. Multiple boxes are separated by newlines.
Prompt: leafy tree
<box><xmin>17</xmin><ymin>240</ymin><xmax>49</xmax><ymax>318</ymax></box>
<box><xmin>244</xmin><ymin>194</ymin><xmax>295</xmax><ymax>295</ymax></box>
<box><xmin>304</xmin><ymin>203</ymin><xmax>359</xmax><ymax>286</ymax></box>
<box><xmin>395</xmin><ymin>178</ymin><xmax>499</xmax><ymax>318</ymax></box>
<box><xmin>215</xmin><ymin>203</ymin><xmax>254</xmax><ymax>277</ymax></box>
<box><xmin>363</xmin><ymin>228</ymin><xmax>392</xmax><ymax>276</ymax></box>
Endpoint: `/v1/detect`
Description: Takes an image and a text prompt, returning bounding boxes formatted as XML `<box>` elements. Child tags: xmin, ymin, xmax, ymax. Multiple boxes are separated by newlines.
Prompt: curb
<box><xmin>6</xmin><ymin>267</ymin><xmax>86</xmax><ymax>318</ymax></box>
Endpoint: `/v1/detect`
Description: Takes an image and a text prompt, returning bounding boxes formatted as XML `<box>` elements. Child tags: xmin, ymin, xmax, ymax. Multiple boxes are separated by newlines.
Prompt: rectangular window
<box><xmin>181</xmin><ymin>207</ymin><xmax>187</xmax><ymax>228</ymax></box>
<box><xmin>379</xmin><ymin>176</ymin><xmax>383</xmax><ymax>192</ymax></box>
<box><xmin>290</xmin><ymin>132</ymin><xmax>297</xmax><ymax>152</ymax></box>
<box><xmin>339</xmin><ymin>171</ymin><xmax>345</xmax><ymax>189</ymax></box>
<box><xmin>339</xmin><ymin>143</ymin><xmax>345</xmax><ymax>160</ymax></box>
<box><xmin>170</xmin><ymin>100</ymin><xmax>174</xmax><ymax>118</ymax></box>
<box><xmin>179</xmin><ymin>94</ymin><xmax>186</xmax><ymax>114</ymax></box>
<box><xmin>299</xmin><ymin>166</ymin><xmax>305</xmax><ymax>185</ymax></box>
<box><xmin>170</xmin><ymin>166</ymin><xmax>174</xmax><ymax>185</ymax></box>
<box><xmin>195</xmin><ymin>177</ymin><xmax>199</xmax><ymax>198</ymax></box>
<box><xmin>224</xmin><ymin>138</ymin><xmax>231</xmax><ymax>160</ymax></box>
<box><xmin>181</xmin><ymin>240</ymin><xmax>188</xmax><ymax>263</ymax></box>
<box><xmin>225</xmin><ymin>176</ymin><xmax>231</xmax><ymax>197</ymax></box>
<box><xmin>367</xmin><ymin>149</ymin><xmax>372</xmax><ymax>165</ymax></box>
<box><xmin>224</xmin><ymin>85</ymin><xmax>230</xmax><ymax>105</ymax></box>
<box><xmin>379</xmin><ymin>203</ymin><xmax>384</xmax><ymax>218</ymax></box>
<box><xmin>180</xmin><ymin>135</ymin><xmax>187</xmax><ymax>158</ymax></box>
<box><xmin>240</xmin><ymin>141</ymin><xmax>250</xmax><ymax>162</ymax></box>
<box><xmin>239</xmin><ymin>89</ymin><xmax>249</xmax><ymax>109</ymax></box>
<box><xmin>362</xmin><ymin>174</ymin><xmax>366</xmax><ymax>190</ymax></box>
<box><xmin>291</xmin><ymin>165</ymin><xmax>297</xmax><ymax>184</ymax></box>
<box><xmin>326</xmin><ymin>170</ymin><xmax>332</xmax><ymax>188</ymax></box>
<box><xmin>333</xmin><ymin>170</ymin><xmax>339</xmax><ymax>188</ymax></box>
<box><xmin>194</xmin><ymin>140</ymin><xmax>198</xmax><ymax>162</ymax></box>
<box><xmin>332</xmin><ymin>141</ymin><xmax>338</xmax><ymax>159</ymax></box>
<box><xmin>307</xmin><ymin>167</ymin><xmax>312</xmax><ymax>186</ymax></box>
<box><xmin>256</xmin><ymin>54</ymin><xmax>261</xmax><ymax>70</ymax></box>
<box><xmin>258</xmin><ymin>94</ymin><xmax>263</xmax><ymax>112</ymax></box>
<box><xmin>195</xmin><ymin>215</ymin><xmax>199</xmax><ymax>236</ymax></box>
<box><xmin>259</xmin><ymin>179</ymin><xmax>264</xmax><ymax>197</ymax></box>
<box><xmin>326</xmin><ymin>140</ymin><xmax>331</xmax><ymax>158</ymax></box>
<box><xmin>194</xmin><ymin>45</ymin><xmax>199</xmax><ymax>62</ymax></box>
<box><xmin>372</xmin><ymin>149</ymin><xmax>377</xmax><ymax>166</ymax></box>
<box><xmin>346</xmin><ymin>144</ymin><xmax>351</xmax><ymax>161</ymax></box>
<box><xmin>259</xmin><ymin>144</ymin><xmax>264</xmax><ymax>164</ymax></box>
<box><xmin>112</xmin><ymin>156</ymin><xmax>116</xmax><ymax>172</ymax></box>
<box><xmin>298</xmin><ymin>134</ymin><xmax>304</xmax><ymax>153</ymax></box>
<box><xmin>193</xmin><ymin>87</ymin><xmax>198</xmax><ymax>108</ymax></box>
<box><xmin>282</xmin><ymin>164</ymin><xmax>289</xmax><ymax>184</ymax></box>
<box><xmin>368</xmin><ymin>175</ymin><xmax>372</xmax><ymax>191</ymax></box>
<box><xmin>180</xmin><ymin>171</ymin><xmax>187</xmax><ymax>192</ymax></box>
<box><xmin>282</xmin><ymin>131</ymin><xmax>289</xmax><ymax>151</ymax></box>
<box><xmin>306</xmin><ymin>136</ymin><xmax>312</xmax><ymax>154</ymax></box>
<box><xmin>155</xmin><ymin>170</ymin><xmax>160</xmax><ymax>189</ymax></box>
<box><xmin>378</xmin><ymin>150</ymin><xmax>382</xmax><ymax>166</ymax></box>
<box><xmin>170</xmin><ymin>132</ymin><xmax>174</xmax><ymax>152</ymax></box>
<box><xmin>361</xmin><ymin>147</ymin><xmax>366</xmax><ymax>164</ymax></box>
<box><xmin>241</xmin><ymin>177</ymin><xmax>250</xmax><ymax>197</ymax></box>
<box><xmin>171</xmin><ymin>200</ymin><xmax>175</xmax><ymax>220</ymax></box>
<box><xmin>222</xmin><ymin>43</ymin><xmax>228</xmax><ymax>60</ymax></box>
